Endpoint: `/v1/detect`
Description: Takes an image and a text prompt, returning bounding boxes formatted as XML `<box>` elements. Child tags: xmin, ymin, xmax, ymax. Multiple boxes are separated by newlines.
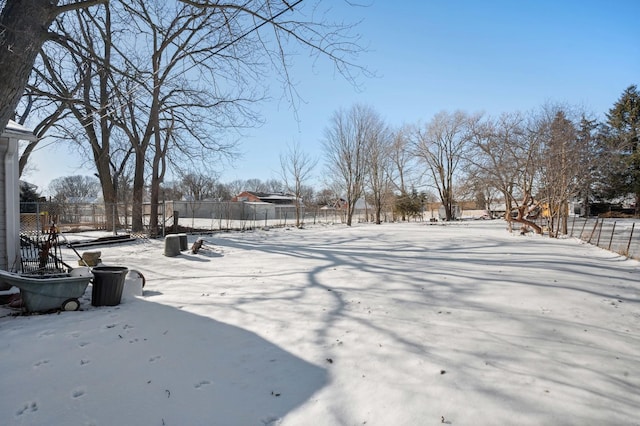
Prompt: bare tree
<box><xmin>363</xmin><ymin>112</ymin><xmax>391</xmax><ymax>224</ymax></box>
<box><xmin>263</xmin><ymin>179</ymin><xmax>285</xmax><ymax>193</ymax></box>
<box><xmin>413</xmin><ymin>110</ymin><xmax>475</xmax><ymax>221</ymax></box>
<box><xmin>225</xmin><ymin>179</ymin><xmax>245</xmax><ymax>197</ymax></box>
<box><xmin>575</xmin><ymin>116</ymin><xmax>601</xmax><ymax>217</ymax></box>
<box><xmin>24</xmin><ymin>4</ymin><xmax>133</xmax><ymax>230</ymax></box>
<box><xmin>0</xmin><ymin>0</ymin><xmax>105</xmax><ymax>135</ymax></box>
<box><xmin>467</xmin><ymin>112</ymin><xmax>544</xmax><ymax>233</ymax></box>
<box><xmin>244</xmin><ymin>179</ymin><xmax>269</xmax><ymax>193</ymax></box>
<box><xmin>388</xmin><ymin>126</ymin><xmax>419</xmax><ymax>194</ymax></box>
<box><xmin>539</xmin><ymin>108</ymin><xmax>581</xmax><ymax>236</ymax></box>
<box><xmin>48</xmin><ymin>174</ymin><xmax>100</xmax><ymax>202</ymax></box>
<box><xmin>314</xmin><ymin>187</ymin><xmax>335</xmax><ymax>207</ymax></box>
<box><xmin>323</xmin><ymin>104</ymin><xmax>377</xmax><ymax>226</ymax></box>
<box><xmin>20</xmin><ymin>0</ymin><xmax>369</xmax><ymax>237</ymax></box>
<box><xmin>105</xmin><ymin>1</ymin><xmax>256</xmax><ymax>235</ymax></box>
<box><xmin>387</xmin><ymin>126</ymin><xmax>420</xmax><ymax>220</ymax></box>
<box><xmin>280</xmin><ymin>142</ymin><xmax>317</xmax><ymax>227</ymax></box>
<box><xmin>178</xmin><ymin>173</ymin><xmax>218</xmax><ymax>201</ymax></box>
<box><xmin>15</xmin><ymin>75</ymin><xmax>75</xmax><ymax>177</ymax></box>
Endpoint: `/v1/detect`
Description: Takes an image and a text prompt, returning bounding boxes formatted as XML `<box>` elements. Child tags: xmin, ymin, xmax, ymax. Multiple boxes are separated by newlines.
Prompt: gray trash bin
<box><xmin>91</xmin><ymin>266</ymin><xmax>129</xmax><ymax>306</ymax></box>
<box><xmin>164</xmin><ymin>234</ymin><xmax>181</xmax><ymax>257</ymax></box>
<box><xmin>178</xmin><ymin>233</ymin><xmax>188</xmax><ymax>251</ymax></box>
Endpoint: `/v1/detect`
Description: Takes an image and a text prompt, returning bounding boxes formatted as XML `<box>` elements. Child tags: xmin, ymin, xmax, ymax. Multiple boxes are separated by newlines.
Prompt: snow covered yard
<box><xmin>1</xmin><ymin>220</ymin><xmax>639</xmax><ymax>426</ymax></box>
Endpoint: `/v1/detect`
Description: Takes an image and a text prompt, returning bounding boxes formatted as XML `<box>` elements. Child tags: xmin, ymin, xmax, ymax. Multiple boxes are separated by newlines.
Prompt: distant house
<box><xmin>1</xmin><ymin>120</ymin><xmax>38</xmax><ymax>274</ymax></box>
<box><xmin>232</xmin><ymin>191</ymin><xmax>301</xmax><ymax>205</ymax></box>
<box><xmin>231</xmin><ymin>191</ymin><xmax>304</xmax><ymax>222</ymax></box>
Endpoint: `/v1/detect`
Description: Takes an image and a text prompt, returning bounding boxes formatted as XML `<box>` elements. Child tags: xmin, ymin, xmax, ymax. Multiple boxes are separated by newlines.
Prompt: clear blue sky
<box><xmin>25</xmin><ymin>0</ymin><xmax>640</xmax><ymax>195</ymax></box>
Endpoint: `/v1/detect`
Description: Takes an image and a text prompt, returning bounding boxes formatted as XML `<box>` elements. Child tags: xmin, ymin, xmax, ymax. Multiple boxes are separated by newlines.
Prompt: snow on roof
<box><xmin>2</xmin><ymin>120</ymin><xmax>37</xmax><ymax>141</ymax></box>
<box><xmin>260</xmin><ymin>194</ymin><xmax>296</xmax><ymax>200</ymax></box>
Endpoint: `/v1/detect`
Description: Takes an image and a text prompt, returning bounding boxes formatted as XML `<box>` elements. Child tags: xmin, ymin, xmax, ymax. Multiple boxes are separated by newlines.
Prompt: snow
<box><xmin>1</xmin><ymin>220</ymin><xmax>639</xmax><ymax>425</ymax></box>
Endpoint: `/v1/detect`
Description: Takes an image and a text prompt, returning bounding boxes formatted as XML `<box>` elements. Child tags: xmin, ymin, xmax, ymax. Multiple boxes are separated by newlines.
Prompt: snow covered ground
<box><xmin>1</xmin><ymin>220</ymin><xmax>639</xmax><ymax>426</ymax></box>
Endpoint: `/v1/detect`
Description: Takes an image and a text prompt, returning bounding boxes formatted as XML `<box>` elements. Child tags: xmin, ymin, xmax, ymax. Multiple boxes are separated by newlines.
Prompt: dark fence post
<box><xmin>626</xmin><ymin>223</ymin><xmax>635</xmax><ymax>257</ymax></box>
<box><xmin>596</xmin><ymin>220</ymin><xmax>604</xmax><ymax>247</ymax></box>
<box><xmin>607</xmin><ymin>222</ymin><xmax>617</xmax><ymax>251</ymax></box>
<box><xmin>587</xmin><ymin>218</ymin><xmax>599</xmax><ymax>244</ymax></box>
<box><xmin>172</xmin><ymin>210</ymin><xmax>179</xmax><ymax>234</ymax></box>
<box><xmin>579</xmin><ymin>218</ymin><xmax>588</xmax><ymax>240</ymax></box>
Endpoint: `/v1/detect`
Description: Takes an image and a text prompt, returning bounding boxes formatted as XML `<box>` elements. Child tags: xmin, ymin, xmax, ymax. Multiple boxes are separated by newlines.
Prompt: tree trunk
<box><xmin>131</xmin><ymin>149</ymin><xmax>145</xmax><ymax>232</ymax></box>
<box><xmin>512</xmin><ymin>204</ymin><xmax>543</xmax><ymax>234</ymax></box>
<box><xmin>149</xmin><ymin>171</ymin><xmax>160</xmax><ymax>237</ymax></box>
<box><xmin>0</xmin><ymin>0</ymin><xmax>58</xmax><ymax>133</ymax></box>
<box><xmin>295</xmin><ymin>201</ymin><xmax>301</xmax><ymax>228</ymax></box>
<box><xmin>148</xmin><ymin>127</ymin><xmax>162</xmax><ymax>238</ymax></box>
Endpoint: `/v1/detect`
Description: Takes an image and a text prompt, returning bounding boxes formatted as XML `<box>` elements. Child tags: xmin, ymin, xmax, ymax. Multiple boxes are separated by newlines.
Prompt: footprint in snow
<box><xmin>16</xmin><ymin>402</ymin><xmax>38</xmax><ymax>416</ymax></box>
<box><xmin>72</xmin><ymin>388</ymin><xmax>86</xmax><ymax>399</ymax></box>
<box><xmin>194</xmin><ymin>380</ymin><xmax>211</xmax><ymax>389</ymax></box>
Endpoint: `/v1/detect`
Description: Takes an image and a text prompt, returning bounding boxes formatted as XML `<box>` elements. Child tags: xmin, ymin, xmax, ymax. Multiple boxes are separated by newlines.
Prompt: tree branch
<box><xmin>55</xmin><ymin>0</ymin><xmax>108</xmax><ymax>16</ymax></box>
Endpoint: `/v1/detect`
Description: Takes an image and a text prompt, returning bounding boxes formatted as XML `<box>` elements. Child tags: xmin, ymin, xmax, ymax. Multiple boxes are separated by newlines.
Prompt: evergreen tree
<box><xmin>19</xmin><ymin>181</ymin><xmax>43</xmax><ymax>213</ymax></box>
<box><xmin>394</xmin><ymin>188</ymin><xmax>424</xmax><ymax>220</ymax></box>
<box><xmin>604</xmin><ymin>85</ymin><xmax>640</xmax><ymax>214</ymax></box>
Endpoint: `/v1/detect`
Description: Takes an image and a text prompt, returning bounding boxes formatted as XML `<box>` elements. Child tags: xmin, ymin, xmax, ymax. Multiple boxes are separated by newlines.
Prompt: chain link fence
<box><xmin>20</xmin><ymin>202</ymin><xmax>143</xmax><ymax>236</ymax></box>
<box><xmin>19</xmin><ymin>201</ymin><xmax>365</xmax><ymax>239</ymax></box>
<box><xmin>18</xmin><ymin>202</ymin><xmax>639</xmax><ymax>266</ymax></box>
<box><xmin>524</xmin><ymin>215</ymin><xmax>639</xmax><ymax>260</ymax></box>
<box><xmin>566</xmin><ymin>217</ymin><xmax>639</xmax><ymax>260</ymax></box>
<box><xmin>163</xmin><ymin>200</ymin><xmax>362</xmax><ymax>232</ymax></box>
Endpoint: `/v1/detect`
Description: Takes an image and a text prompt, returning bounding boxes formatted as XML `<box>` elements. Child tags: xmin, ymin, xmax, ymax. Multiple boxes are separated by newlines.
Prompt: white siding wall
<box><xmin>0</xmin><ymin>138</ymin><xmax>9</xmax><ymax>271</ymax></box>
<box><xmin>0</xmin><ymin>136</ymin><xmax>8</xmax><ymax>273</ymax></box>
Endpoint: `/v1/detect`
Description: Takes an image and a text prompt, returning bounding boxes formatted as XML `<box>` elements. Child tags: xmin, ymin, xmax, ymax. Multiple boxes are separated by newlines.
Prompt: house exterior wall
<box><xmin>232</xmin><ymin>191</ymin><xmax>262</xmax><ymax>202</ymax></box>
<box><xmin>0</xmin><ymin>136</ymin><xmax>7</xmax><ymax>272</ymax></box>
<box><xmin>165</xmin><ymin>200</ymin><xmax>316</xmax><ymax>224</ymax></box>
<box><xmin>170</xmin><ymin>200</ymin><xmax>249</xmax><ymax>220</ymax></box>
<box><xmin>0</xmin><ymin>134</ymin><xmax>21</xmax><ymax>282</ymax></box>
<box><xmin>1</xmin><ymin>121</ymin><xmax>36</xmax><ymax>275</ymax></box>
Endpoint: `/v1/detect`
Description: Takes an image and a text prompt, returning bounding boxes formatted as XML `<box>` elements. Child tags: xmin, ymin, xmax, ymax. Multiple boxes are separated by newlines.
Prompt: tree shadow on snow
<box><xmin>0</xmin><ymin>299</ymin><xmax>326</xmax><ymax>425</ymax></box>
<box><xmin>207</xmin><ymin>224</ymin><xmax>640</xmax><ymax>424</ymax></box>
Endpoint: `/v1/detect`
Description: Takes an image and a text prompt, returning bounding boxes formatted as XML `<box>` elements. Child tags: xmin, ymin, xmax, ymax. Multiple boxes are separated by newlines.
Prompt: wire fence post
<box><xmin>579</xmin><ymin>217</ymin><xmax>588</xmax><ymax>240</ymax></box>
<box><xmin>607</xmin><ymin>221</ymin><xmax>616</xmax><ymax>251</ymax></box>
<box><xmin>587</xmin><ymin>218</ymin><xmax>599</xmax><ymax>244</ymax></box>
<box><xmin>596</xmin><ymin>220</ymin><xmax>604</xmax><ymax>247</ymax></box>
<box><xmin>626</xmin><ymin>223</ymin><xmax>635</xmax><ymax>257</ymax></box>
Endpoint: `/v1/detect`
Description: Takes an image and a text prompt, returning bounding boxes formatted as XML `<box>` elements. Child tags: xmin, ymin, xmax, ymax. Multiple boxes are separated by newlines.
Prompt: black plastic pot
<box><xmin>91</xmin><ymin>266</ymin><xmax>129</xmax><ymax>306</ymax></box>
